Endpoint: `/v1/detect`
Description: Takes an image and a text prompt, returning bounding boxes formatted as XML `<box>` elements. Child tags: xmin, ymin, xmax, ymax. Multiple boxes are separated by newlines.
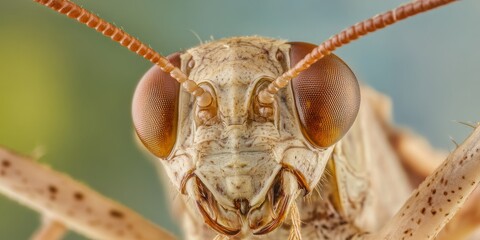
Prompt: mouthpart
<box><xmin>185</xmin><ymin>171</ymin><xmax>301</xmax><ymax>236</ymax></box>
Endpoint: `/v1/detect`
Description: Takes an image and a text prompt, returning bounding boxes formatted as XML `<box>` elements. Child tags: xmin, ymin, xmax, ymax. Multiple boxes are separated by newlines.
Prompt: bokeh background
<box><xmin>0</xmin><ymin>0</ymin><xmax>479</xmax><ymax>239</ymax></box>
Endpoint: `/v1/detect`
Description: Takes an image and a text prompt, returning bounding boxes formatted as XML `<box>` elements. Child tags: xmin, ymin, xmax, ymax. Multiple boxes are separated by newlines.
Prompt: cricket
<box><xmin>0</xmin><ymin>0</ymin><xmax>479</xmax><ymax>239</ymax></box>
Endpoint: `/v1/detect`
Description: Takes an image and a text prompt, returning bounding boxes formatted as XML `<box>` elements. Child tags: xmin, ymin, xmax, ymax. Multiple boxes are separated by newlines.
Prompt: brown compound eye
<box><xmin>289</xmin><ymin>42</ymin><xmax>360</xmax><ymax>148</ymax></box>
<box><xmin>132</xmin><ymin>52</ymin><xmax>181</xmax><ymax>158</ymax></box>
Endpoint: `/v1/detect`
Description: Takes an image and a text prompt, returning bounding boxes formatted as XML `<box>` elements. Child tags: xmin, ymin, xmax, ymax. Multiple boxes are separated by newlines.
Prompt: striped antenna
<box><xmin>34</xmin><ymin>0</ymin><xmax>213</xmax><ymax>107</ymax></box>
<box><xmin>258</xmin><ymin>0</ymin><xmax>458</xmax><ymax>105</ymax></box>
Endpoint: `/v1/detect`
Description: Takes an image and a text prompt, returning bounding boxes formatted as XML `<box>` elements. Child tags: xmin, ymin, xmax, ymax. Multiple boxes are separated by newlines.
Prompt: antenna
<box><xmin>34</xmin><ymin>0</ymin><xmax>213</xmax><ymax>107</ymax></box>
<box><xmin>257</xmin><ymin>0</ymin><xmax>458</xmax><ymax>105</ymax></box>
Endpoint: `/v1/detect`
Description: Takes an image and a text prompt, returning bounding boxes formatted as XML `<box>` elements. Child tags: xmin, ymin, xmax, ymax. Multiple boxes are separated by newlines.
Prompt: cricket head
<box><xmin>132</xmin><ymin>36</ymin><xmax>360</xmax><ymax>236</ymax></box>
<box><xmin>33</xmin><ymin>0</ymin><xmax>456</xmax><ymax>237</ymax></box>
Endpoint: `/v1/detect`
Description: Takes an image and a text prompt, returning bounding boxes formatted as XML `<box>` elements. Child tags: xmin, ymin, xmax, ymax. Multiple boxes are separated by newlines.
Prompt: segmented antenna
<box><xmin>258</xmin><ymin>0</ymin><xmax>458</xmax><ymax>105</ymax></box>
<box><xmin>34</xmin><ymin>0</ymin><xmax>213</xmax><ymax>107</ymax></box>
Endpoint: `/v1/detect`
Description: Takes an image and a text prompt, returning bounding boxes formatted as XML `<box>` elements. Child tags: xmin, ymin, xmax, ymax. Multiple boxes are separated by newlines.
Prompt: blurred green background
<box><xmin>0</xmin><ymin>0</ymin><xmax>479</xmax><ymax>239</ymax></box>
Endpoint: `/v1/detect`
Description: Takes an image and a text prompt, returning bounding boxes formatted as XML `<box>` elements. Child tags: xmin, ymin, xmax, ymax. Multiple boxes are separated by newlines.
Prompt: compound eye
<box><xmin>289</xmin><ymin>42</ymin><xmax>360</xmax><ymax>148</ymax></box>
<box><xmin>132</xmin><ymin>52</ymin><xmax>181</xmax><ymax>158</ymax></box>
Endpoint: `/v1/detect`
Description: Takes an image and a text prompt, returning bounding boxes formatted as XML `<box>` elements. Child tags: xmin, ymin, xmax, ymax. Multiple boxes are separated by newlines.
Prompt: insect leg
<box><xmin>362</xmin><ymin>86</ymin><xmax>480</xmax><ymax>239</ymax></box>
<box><xmin>365</xmin><ymin>125</ymin><xmax>480</xmax><ymax>240</ymax></box>
<box><xmin>436</xmin><ymin>189</ymin><xmax>480</xmax><ymax>240</ymax></box>
<box><xmin>0</xmin><ymin>147</ymin><xmax>176</xmax><ymax>240</ymax></box>
<box><xmin>31</xmin><ymin>217</ymin><xmax>66</xmax><ymax>240</ymax></box>
<box><xmin>389</xmin><ymin>129</ymin><xmax>480</xmax><ymax>239</ymax></box>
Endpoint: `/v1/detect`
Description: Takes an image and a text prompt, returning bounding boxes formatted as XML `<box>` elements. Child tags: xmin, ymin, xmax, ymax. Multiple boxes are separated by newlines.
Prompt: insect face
<box><xmin>133</xmin><ymin>36</ymin><xmax>359</xmax><ymax>236</ymax></box>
